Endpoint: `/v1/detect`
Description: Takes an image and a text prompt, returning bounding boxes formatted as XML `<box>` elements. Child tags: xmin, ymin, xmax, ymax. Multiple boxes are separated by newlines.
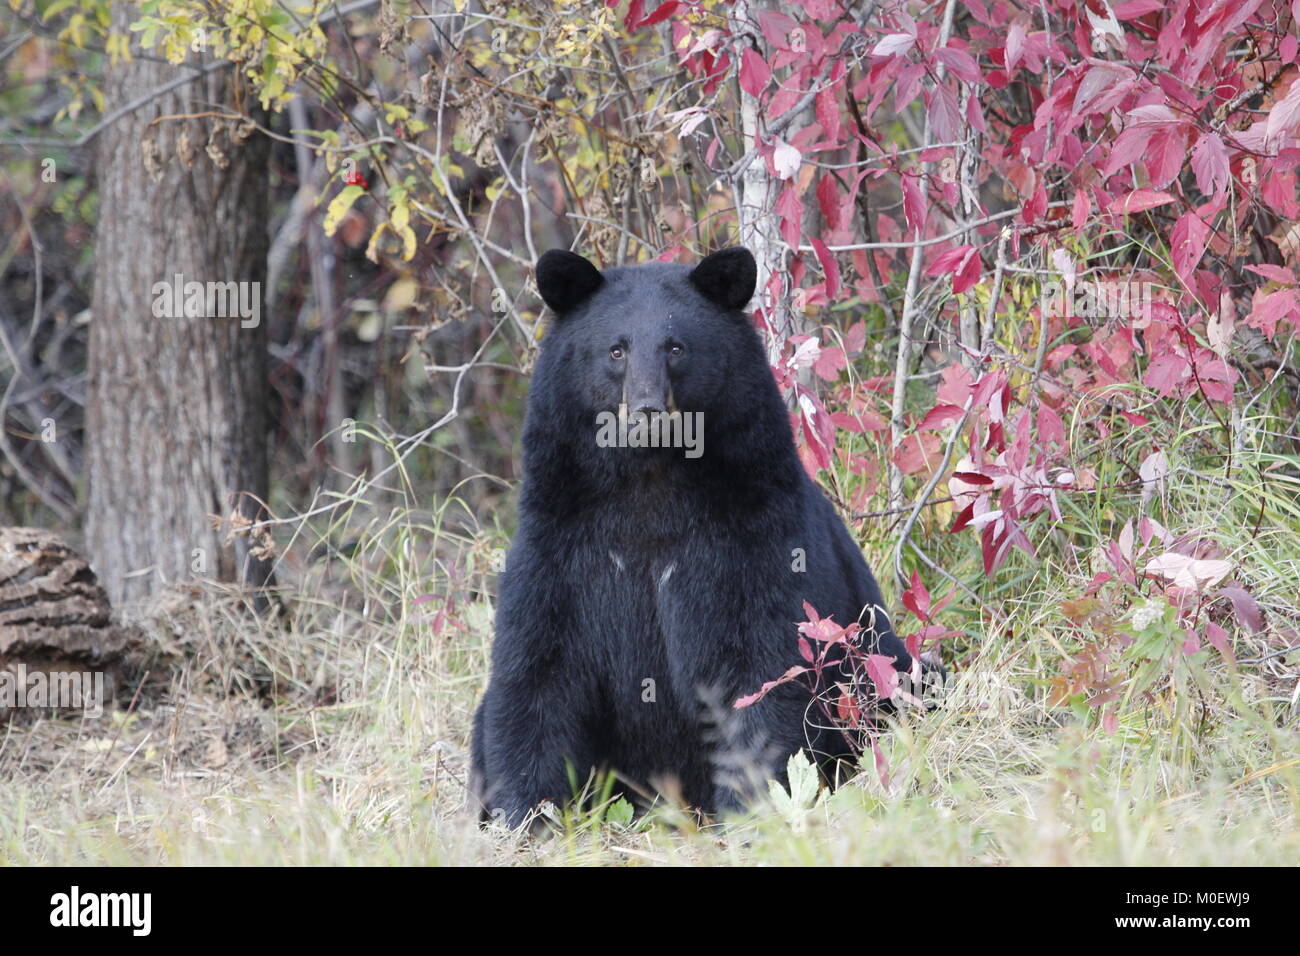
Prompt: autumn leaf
<box><xmin>1143</xmin><ymin>553</ymin><xmax>1233</xmax><ymax>591</ymax></box>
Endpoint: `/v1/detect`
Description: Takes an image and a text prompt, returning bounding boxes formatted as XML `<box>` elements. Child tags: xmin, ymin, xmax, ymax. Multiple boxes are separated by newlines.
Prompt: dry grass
<box><xmin>2</xmin><ymin>421</ymin><xmax>1298</xmax><ymax>866</ymax></box>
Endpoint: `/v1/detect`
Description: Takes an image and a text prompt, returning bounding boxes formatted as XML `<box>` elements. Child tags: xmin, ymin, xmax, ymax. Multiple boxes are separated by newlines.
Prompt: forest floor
<box><xmin>2</xmin><ymin>433</ymin><xmax>1298</xmax><ymax>865</ymax></box>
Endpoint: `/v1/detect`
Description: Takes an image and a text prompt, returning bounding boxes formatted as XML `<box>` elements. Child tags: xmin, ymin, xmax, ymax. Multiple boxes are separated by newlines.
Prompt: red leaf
<box><xmin>902</xmin><ymin>175</ymin><xmax>926</xmax><ymax>234</ymax></box>
<box><xmin>1265</xmin><ymin>74</ymin><xmax>1300</xmax><ymax>146</ymax></box>
<box><xmin>1085</xmin><ymin>572</ymin><xmax>1112</xmax><ymax>595</ymax></box>
<box><xmin>1003</xmin><ymin>24</ymin><xmax>1024</xmax><ymax>71</ymax></box>
<box><xmin>873</xmin><ymin>33</ymin><xmax>915</xmax><ymax>57</ymax></box>
<box><xmin>816</xmin><ymin>175</ymin><xmax>842</xmax><ymax>231</ymax></box>
<box><xmin>1116</xmin><ymin>188</ymin><xmax>1177</xmax><ymax>215</ymax></box>
<box><xmin>1283</xmin><ymin>34</ymin><xmax>1299</xmax><ymax>65</ymax></box>
<box><xmin>1072</xmin><ymin>189</ymin><xmax>1090</xmax><ymax>231</ymax></box>
<box><xmin>813</xmin><ymin>344</ymin><xmax>847</xmax><ymax>381</ymax></box>
<box><xmin>798</xmin><ymin>637</ymin><xmax>815</xmax><ymax>663</ymax></box>
<box><xmin>901</xmin><ymin>570</ymin><xmax>932</xmax><ymax>621</ymax></box>
<box><xmin>1244</xmin><ymin>263</ymin><xmax>1295</xmax><ymax>284</ymax></box>
<box><xmin>970</xmin><ymin>368</ymin><xmax>1007</xmax><ymax>418</ymax></box>
<box><xmin>1113</xmin><ymin>0</ymin><xmax>1163</xmax><ymax>16</ymax></box>
<box><xmin>1216</xmin><ymin>586</ymin><xmax>1263</xmax><ymax>633</ymax></box>
<box><xmin>1144</xmin><ymin>352</ymin><xmax>1191</xmax><ymax>396</ymax></box>
<box><xmin>1171</xmin><ymin>211</ymin><xmax>1211</xmax><ymax>285</ymax></box>
<box><xmin>1037</xmin><ymin>403</ymin><xmax>1066</xmax><ymax>446</ymax></box>
<box><xmin>1191</xmin><ymin>132</ymin><xmax>1230</xmax><ymax>198</ymax></box>
<box><xmin>809</xmin><ymin>237</ymin><xmax>841</xmax><ymax>299</ymax></box>
<box><xmin>949</xmin><ymin>500</ymin><xmax>976</xmax><ymax>534</ymax></box>
<box><xmin>1245</xmin><ymin>288</ymin><xmax>1300</xmax><ymax>339</ymax></box>
<box><xmin>953</xmin><ymin>247</ymin><xmax>982</xmax><ymax>293</ymax></box>
<box><xmin>757</xmin><ymin>9</ymin><xmax>799</xmax><ymax>50</ymax></box>
<box><xmin>632</xmin><ymin>0</ymin><xmax>679</xmax><ymax>29</ymax></box>
<box><xmin>865</xmin><ymin>654</ymin><xmax>901</xmax><ymax>698</ymax></box>
<box><xmin>1205</xmin><ymin>622</ymin><xmax>1233</xmax><ymax>660</ymax></box>
<box><xmin>739</xmin><ymin>47</ymin><xmax>771</xmax><ymax>99</ymax></box>
<box><xmin>1073</xmin><ymin>63</ymin><xmax>1135</xmax><ymax>115</ymax></box>
<box><xmin>622</xmin><ymin>0</ymin><xmax>646</xmax><ymax>32</ymax></box>
<box><xmin>1102</xmin><ymin>709</ymin><xmax>1118</xmax><ymax>735</ymax></box>
<box><xmin>926</xmin><ymin>244</ymin><xmax>981</xmax><ymax>294</ymax></box>
<box><xmin>844</xmin><ymin>321</ymin><xmax>866</xmax><ymax>355</ymax></box>
<box><xmin>775</xmin><ymin>184</ymin><xmax>804</xmax><ymax>248</ymax></box>
<box><xmin>1146</xmin><ymin>126</ymin><xmax>1190</xmax><ymax>190</ymax></box>
<box><xmin>1004</xmin><ymin>22</ymin><xmax>1026</xmax><ymax>74</ymax></box>
<box><xmin>835</xmin><ymin>685</ymin><xmax>861</xmax><ymax>729</ymax></box>
<box><xmin>936</xmin><ymin>46</ymin><xmax>982</xmax><ymax>85</ymax></box>
<box><xmin>918</xmin><ymin>402</ymin><xmax>964</xmax><ymax>430</ymax></box>
<box><xmin>893</xmin><ymin>431</ymin><xmax>940</xmax><ymax>475</ymax></box>
<box><xmin>816</xmin><ymin>84</ymin><xmax>842</xmax><ymax>142</ymax></box>
<box><xmin>937</xmin><ymin>364</ymin><xmax>974</xmax><ymax>405</ymax></box>
<box><xmin>1022</xmin><ymin>181</ymin><xmax>1047</xmax><ymax>223</ymax></box>
<box><xmin>734</xmin><ymin>665</ymin><xmax>807</xmax><ymax>708</ymax></box>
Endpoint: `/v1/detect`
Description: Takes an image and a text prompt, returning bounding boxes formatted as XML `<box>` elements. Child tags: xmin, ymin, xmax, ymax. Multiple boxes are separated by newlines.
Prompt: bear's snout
<box><xmin>622</xmin><ymin>358</ymin><xmax>672</xmax><ymax>416</ymax></box>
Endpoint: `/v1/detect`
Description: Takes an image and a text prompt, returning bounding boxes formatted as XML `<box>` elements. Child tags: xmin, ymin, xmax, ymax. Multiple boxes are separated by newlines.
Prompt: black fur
<box><xmin>470</xmin><ymin>247</ymin><xmax>916</xmax><ymax>829</ymax></box>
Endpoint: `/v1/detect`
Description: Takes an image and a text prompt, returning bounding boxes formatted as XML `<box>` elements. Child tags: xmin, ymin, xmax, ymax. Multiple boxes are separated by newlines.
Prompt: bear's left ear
<box><xmin>689</xmin><ymin>246</ymin><xmax>757</xmax><ymax>312</ymax></box>
<box><xmin>536</xmin><ymin>249</ymin><xmax>604</xmax><ymax>315</ymax></box>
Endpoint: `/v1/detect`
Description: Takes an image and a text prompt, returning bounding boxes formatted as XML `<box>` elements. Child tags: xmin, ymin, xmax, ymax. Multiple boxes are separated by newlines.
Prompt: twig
<box><xmin>0</xmin><ymin>167</ymin><xmax>74</xmax><ymax>520</ymax></box>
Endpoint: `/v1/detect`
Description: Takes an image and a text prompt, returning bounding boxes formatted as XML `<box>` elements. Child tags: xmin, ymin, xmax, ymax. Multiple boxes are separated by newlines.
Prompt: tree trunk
<box><xmin>87</xmin><ymin>10</ymin><xmax>272</xmax><ymax>609</ymax></box>
<box><xmin>732</xmin><ymin>0</ymin><xmax>791</xmax><ymax>364</ymax></box>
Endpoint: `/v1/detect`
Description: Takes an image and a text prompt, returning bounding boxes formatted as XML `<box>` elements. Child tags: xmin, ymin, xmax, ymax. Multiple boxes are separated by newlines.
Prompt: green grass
<box><xmin>1</xmin><ymin>403</ymin><xmax>1297</xmax><ymax>866</ymax></box>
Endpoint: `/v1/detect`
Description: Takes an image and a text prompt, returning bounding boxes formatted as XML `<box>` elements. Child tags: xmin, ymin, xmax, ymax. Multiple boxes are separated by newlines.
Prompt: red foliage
<box><xmin>654</xmin><ymin>0</ymin><xmax>1294</xmax><ymax>725</ymax></box>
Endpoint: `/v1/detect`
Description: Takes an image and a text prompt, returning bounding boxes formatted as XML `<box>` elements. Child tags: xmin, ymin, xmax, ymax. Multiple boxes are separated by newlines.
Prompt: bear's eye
<box><xmin>609</xmin><ymin>346</ymin><xmax>625</xmax><ymax>361</ymax></box>
<box><xmin>668</xmin><ymin>343</ymin><xmax>684</xmax><ymax>356</ymax></box>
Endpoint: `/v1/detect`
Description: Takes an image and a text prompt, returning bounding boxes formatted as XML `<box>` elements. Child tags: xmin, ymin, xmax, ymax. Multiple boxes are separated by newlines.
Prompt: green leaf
<box><xmin>767</xmin><ymin>750</ymin><xmax>823</xmax><ymax>832</ymax></box>
<box><xmin>605</xmin><ymin>797</ymin><xmax>635</xmax><ymax>828</ymax></box>
<box><xmin>42</xmin><ymin>0</ymin><xmax>75</xmax><ymax>22</ymax></box>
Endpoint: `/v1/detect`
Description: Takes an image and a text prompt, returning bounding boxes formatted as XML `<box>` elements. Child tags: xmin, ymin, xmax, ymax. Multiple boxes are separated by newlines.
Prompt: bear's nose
<box><xmin>635</xmin><ymin>403</ymin><xmax>665</xmax><ymax>414</ymax></box>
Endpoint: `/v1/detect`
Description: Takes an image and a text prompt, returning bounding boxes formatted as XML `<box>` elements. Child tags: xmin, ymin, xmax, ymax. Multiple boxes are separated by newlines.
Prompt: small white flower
<box><xmin>1131</xmin><ymin>598</ymin><xmax>1165</xmax><ymax>631</ymax></box>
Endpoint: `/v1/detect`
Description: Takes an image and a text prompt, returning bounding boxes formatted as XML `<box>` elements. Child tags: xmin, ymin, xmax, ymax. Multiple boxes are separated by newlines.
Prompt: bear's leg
<box><xmin>475</xmin><ymin>675</ymin><xmax>597</xmax><ymax>831</ymax></box>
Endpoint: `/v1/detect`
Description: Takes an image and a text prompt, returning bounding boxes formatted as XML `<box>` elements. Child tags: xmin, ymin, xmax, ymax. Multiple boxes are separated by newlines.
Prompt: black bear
<box><xmin>470</xmin><ymin>246</ymin><xmax>925</xmax><ymax>829</ymax></box>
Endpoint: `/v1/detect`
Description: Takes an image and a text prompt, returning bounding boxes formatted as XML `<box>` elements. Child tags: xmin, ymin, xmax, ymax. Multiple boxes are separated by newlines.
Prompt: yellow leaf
<box><xmin>365</xmin><ymin>221</ymin><xmax>387</xmax><ymax>263</ymax></box>
<box><xmin>356</xmin><ymin>312</ymin><xmax>382</xmax><ymax>342</ymax></box>
<box><xmin>324</xmin><ymin>184</ymin><xmax>364</xmax><ymax>236</ymax></box>
<box><xmin>383</xmin><ymin>277</ymin><xmax>418</xmax><ymax>312</ymax></box>
<box><xmin>391</xmin><ymin>200</ymin><xmax>409</xmax><ymax>232</ymax></box>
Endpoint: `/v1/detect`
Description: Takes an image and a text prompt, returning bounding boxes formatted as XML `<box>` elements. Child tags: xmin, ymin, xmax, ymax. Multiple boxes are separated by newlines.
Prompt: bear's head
<box><xmin>531</xmin><ymin>247</ymin><xmax>762</xmax><ymax>428</ymax></box>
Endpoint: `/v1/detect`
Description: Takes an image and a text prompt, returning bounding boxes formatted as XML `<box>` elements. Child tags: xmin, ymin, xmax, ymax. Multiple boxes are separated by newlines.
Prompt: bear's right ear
<box><xmin>535</xmin><ymin>250</ymin><xmax>604</xmax><ymax>315</ymax></box>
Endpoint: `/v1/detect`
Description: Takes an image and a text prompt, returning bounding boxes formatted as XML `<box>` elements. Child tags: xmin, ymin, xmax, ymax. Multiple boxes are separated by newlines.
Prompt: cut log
<box><xmin>0</xmin><ymin>527</ymin><xmax>128</xmax><ymax>714</ymax></box>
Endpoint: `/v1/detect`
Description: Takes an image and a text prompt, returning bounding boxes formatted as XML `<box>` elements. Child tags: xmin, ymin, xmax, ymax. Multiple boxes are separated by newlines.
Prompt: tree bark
<box><xmin>731</xmin><ymin>0</ymin><xmax>792</xmax><ymax>364</ymax></box>
<box><xmin>87</xmin><ymin>10</ymin><xmax>272</xmax><ymax>608</ymax></box>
